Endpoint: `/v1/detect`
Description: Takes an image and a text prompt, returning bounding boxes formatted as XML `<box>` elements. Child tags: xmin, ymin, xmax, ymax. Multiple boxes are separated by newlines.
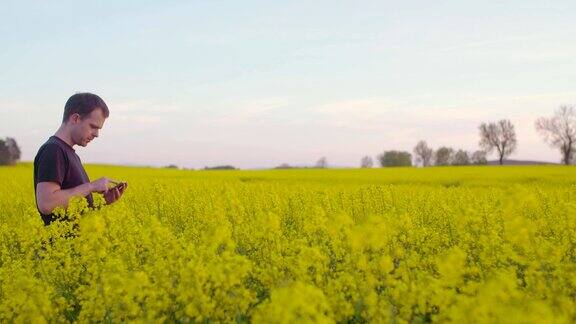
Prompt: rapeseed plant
<box><xmin>1</xmin><ymin>164</ymin><xmax>575</xmax><ymax>322</ymax></box>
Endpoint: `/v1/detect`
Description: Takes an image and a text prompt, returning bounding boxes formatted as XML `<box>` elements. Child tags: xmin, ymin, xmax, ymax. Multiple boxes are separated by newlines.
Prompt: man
<box><xmin>34</xmin><ymin>93</ymin><xmax>127</xmax><ymax>226</ymax></box>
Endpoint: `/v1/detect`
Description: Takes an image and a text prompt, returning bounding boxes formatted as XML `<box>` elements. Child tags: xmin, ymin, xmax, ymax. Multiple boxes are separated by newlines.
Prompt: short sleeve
<box><xmin>36</xmin><ymin>144</ymin><xmax>67</xmax><ymax>187</ymax></box>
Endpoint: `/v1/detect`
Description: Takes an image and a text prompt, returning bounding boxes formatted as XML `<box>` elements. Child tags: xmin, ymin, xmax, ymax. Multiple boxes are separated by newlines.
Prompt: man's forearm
<box><xmin>43</xmin><ymin>182</ymin><xmax>94</xmax><ymax>214</ymax></box>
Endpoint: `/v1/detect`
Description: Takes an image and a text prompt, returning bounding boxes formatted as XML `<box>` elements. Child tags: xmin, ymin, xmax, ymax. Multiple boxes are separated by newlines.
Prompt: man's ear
<box><xmin>70</xmin><ymin>113</ymin><xmax>81</xmax><ymax>124</ymax></box>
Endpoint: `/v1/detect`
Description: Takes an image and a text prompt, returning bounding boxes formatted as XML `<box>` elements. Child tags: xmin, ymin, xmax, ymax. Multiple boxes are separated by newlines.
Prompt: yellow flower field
<box><xmin>1</xmin><ymin>163</ymin><xmax>575</xmax><ymax>323</ymax></box>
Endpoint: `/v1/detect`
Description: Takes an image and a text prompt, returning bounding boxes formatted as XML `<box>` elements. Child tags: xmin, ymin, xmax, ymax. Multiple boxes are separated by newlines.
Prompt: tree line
<box><xmin>357</xmin><ymin>105</ymin><xmax>576</xmax><ymax>168</ymax></box>
<box><xmin>1</xmin><ymin>106</ymin><xmax>575</xmax><ymax>167</ymax></box>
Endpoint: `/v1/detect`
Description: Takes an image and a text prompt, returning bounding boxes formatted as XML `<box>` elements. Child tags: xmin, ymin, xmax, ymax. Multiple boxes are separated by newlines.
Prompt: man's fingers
<box><xmin>98</xmin><ymin>180</ymin><xmax>125</xmax><ymax>204</ymax></box>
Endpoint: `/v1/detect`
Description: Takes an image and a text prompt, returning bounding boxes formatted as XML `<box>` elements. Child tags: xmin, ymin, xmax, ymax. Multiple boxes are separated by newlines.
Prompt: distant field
<box><xmin>1</xmin><ymin>164</ymin><xmax>575</xmax><ymax>322</ymax></box>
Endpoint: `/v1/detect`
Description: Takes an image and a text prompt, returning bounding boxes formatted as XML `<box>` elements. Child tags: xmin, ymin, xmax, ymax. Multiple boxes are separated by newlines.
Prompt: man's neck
<box><xmin>54</xmin><ymin>126</ymin><xmax>75</xmax><ymax>148</ymax></box>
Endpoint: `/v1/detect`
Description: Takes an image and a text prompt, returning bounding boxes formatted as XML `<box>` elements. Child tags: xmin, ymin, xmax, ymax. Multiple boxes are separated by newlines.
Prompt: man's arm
<box><xmin>36</xmin><ymin>182</ymin><xmax>94</xmax><ymax>215</ymax></box>
<box><xmin>36</xmin><ymin>178</ymin><xmax>113</xmax><ymax>215</ymax></box>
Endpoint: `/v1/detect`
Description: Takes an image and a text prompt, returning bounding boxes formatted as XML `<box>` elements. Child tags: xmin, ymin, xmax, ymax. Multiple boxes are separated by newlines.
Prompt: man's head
<box><xmin>62</xmin><ymin>93</ymin><xmax>109</xmax><ymax>147</ymax></box>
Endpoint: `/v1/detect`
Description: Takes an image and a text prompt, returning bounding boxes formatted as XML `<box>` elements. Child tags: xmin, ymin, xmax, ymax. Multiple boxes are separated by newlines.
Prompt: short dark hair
<box><xmin>63</xmin><ymin>93</ymin><xmax>109</xmax><ymax>123</ymax></box>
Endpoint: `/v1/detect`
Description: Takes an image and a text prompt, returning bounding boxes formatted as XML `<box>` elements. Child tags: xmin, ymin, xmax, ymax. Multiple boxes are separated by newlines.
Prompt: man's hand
<box><xmin>103</xmin><ymin>182</ymin><xmax>128</xmax><ymax>205</ymax></box>
<box><xmin>89</xmin><ymin>177</ymin><xmax>128</xmax><ymax>205</ymax></box>
<box><xmin>90</xmin><ymin>177</ymin><xmax>116</xmax><ymax>193</ymax></box>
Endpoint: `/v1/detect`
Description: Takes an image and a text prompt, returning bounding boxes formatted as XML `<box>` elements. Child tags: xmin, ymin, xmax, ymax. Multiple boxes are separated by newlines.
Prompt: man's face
<box><xmin>70</xmin><ymin>108</ymin><xmax>106</xmax><ymax>147</ymax></box>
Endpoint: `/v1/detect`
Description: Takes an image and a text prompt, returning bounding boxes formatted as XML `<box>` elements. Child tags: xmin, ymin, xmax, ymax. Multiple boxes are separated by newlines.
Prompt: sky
<box><xmin>1</xmin><ymin>0</ymin><xmax>575</xmax><ymax>169</ymax></box>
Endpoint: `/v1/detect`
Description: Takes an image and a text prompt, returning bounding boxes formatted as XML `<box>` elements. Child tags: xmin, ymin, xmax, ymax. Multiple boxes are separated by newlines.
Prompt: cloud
<box><xmin>0</xmin><ymin>100</ymin><xmax>40</xmax><ymax>112</ymax></box>
<box><xmin>436</xmin><ymin>34</ymin><xmax>554</xmax><ymax>53</ymax></box>
<box><xmin>204</xmin><ymin>97</ymin><xmax>290</xmax><ymax>125</ymax></box>
<box><xmin>107</xmin><ymin>99</ymin><xmax>186</xmax><ymax>126</ymax></box>
<box><xmin>113</xmin><ymin>115</ymin><xmax>161</xmax><ymax>124</ymax></box>
<box><xmin>307</xmin><ymin>97</ymin><xmax>500</xmax><ymax>132</ymax></box>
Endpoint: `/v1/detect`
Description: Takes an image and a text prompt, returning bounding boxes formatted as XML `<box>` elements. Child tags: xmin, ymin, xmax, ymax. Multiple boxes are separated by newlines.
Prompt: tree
<box><xmin>413</xmin><ymin>140</ymin><xmax>434</xmax><ymax>167</ymax></box>
<box><xmin>0</xmin><ymin>140</ymin><xmax>9</xmax><ymax>165</ymax></box>
<box><xmin>535</xmin><ymin>105</ymin><xmax>576</xmax><ymax>165</ymax></box>
<box><xmin>315</xmin><ymin>157</ymin><xmax>328</xmax><ymax>168</ymax></box>
<box><xmin>360</xmin><ymin>156</ymin><xmax>374</xmax><ymax>168</ymax></box>
<box><xmin>434</xmin><ymin>147</ymin><xmax>454</xmax><ymax>166</ymax></box>
<box><xmin>5</xmin><ymin>137</ymin><xmax>21</xmax><ymax>161</ymax></box>
<box><xmin>0</xmin><ymin>137</ymin><xmax>21</xmax><ymax>165</ymax></box>
<box><xmin>204</xmin><ymin>165</ymin><xmax>237</xmax><ymax>170</ymax></box>
<box><xmin>377</xmin><ymin>151</ymin><xmax>412</xmax><ymax>167</ymax></box>
<box><xmin>452</xmin><ymin>149</ymin><xmax>470</xmax><ymax>166</ymax></box>
<box><xmin>471</xmin><ymin>150</ymin><xmax>488</xmax><ymax>165</ymax></box>
<box><xmin>479</xmin><ymin>119</ymin><xmax>517</xmax><ymax>165</ymax></box>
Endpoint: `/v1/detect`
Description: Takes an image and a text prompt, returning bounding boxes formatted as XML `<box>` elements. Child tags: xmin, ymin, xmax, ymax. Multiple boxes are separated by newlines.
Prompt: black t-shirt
<box><xmin>33</xmin><ymin>135</ymin><xmax>94</xmax><ymax>225</ymax></box>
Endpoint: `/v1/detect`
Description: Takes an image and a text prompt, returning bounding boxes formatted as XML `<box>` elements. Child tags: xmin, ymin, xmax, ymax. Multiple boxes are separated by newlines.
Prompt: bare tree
<box><xmin>360</xmin><ymin>155</ymin><xmax>374</xmax><ymax>168</ymax></box>
<box><xmin>535</xmin><ymin>105</ymin><xmax>576</xmax><ymax>165</ymax></box>
<box><xmin>413</xmin><ymin>140</ymin><xmax>434</xmax><ymax>167</ymax></box>
<box><xmin>315</xmin><ymin>157</ymin><xmax>328</xmax><ymax>168</ymax></box>
<box><xmin>434</xmin><ymin>147</ymin><xmax>454</xmax><ymax>166</ymax></box>
<box><xmin>479</xmin><ymin>119</ymin><xmax>517</xmax><ymax>165</ymax></box>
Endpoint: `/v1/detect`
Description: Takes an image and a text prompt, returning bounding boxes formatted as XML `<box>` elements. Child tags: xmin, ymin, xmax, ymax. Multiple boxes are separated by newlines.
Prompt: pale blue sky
<box><xmin>1</xmin><ymin>0</ymin><xmax>575</xmax><ymax>168</ymax></box>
